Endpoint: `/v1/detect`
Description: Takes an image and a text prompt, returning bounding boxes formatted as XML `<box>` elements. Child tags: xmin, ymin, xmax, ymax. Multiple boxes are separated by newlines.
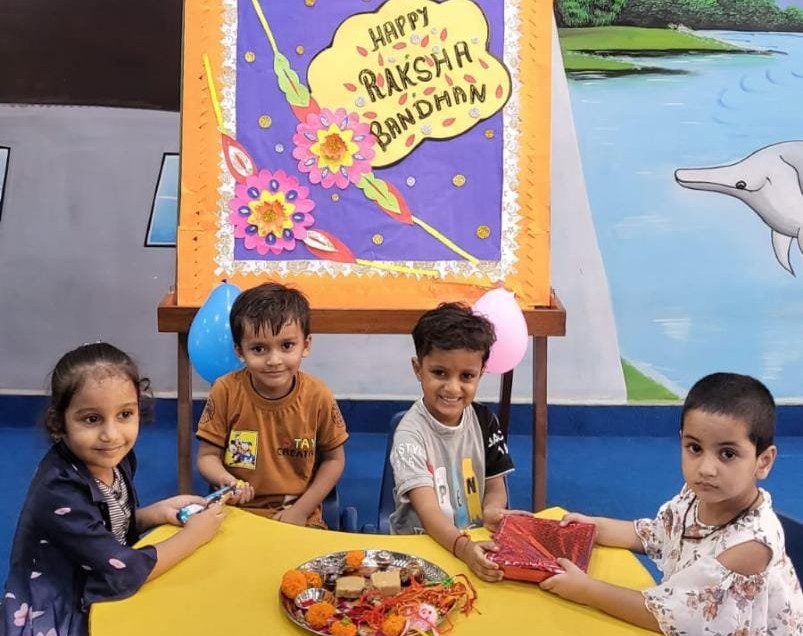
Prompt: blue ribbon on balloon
<box><xmin>188</xmin><ymin>281</ymin><xmax>245</xmax><ymax>384</ymax></box>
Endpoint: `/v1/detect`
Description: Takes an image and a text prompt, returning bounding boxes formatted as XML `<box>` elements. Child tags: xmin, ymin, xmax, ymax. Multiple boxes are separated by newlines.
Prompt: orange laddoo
<box><xmin>305</xmin><ymin>601</ymin><xmax>336</xmax><ymax>629</ymax></box>
<box><xmin>330</xmin><ymin>617</ymin><xmax>357</xmax><ymax>636</ymax></box>
<box><xmin>303</xmin><ymin>570</ymin><xmax>323</xmax><ymax>588</ymax></box>
<box><xmin>380</xmin><ymin>613</ymin><xmax>406</xmax><ymax>636</ymax></box>
<box><xmin>280</xmin><ymin>569</ymin><xmax>309</xmax><ymax>599</ymax></box>
<box><xmin>344</xmin><ymin>550</ymin><xmax>365</xmax><ymax>570</ymax></box>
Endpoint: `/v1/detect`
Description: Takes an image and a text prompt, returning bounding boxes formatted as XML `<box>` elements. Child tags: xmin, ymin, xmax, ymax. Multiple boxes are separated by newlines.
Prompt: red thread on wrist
<box><xmin>451</xmin><ymin>531</ymin><xmax>470</xmax><ymax>556</ymax></box>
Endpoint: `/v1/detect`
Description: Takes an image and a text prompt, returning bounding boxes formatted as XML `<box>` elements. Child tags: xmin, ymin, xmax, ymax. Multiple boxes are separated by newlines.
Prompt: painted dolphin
<box><xmin>675</xmin><ymin>140</ymin><xmax>803</xmax><ymax>275</ymax></box>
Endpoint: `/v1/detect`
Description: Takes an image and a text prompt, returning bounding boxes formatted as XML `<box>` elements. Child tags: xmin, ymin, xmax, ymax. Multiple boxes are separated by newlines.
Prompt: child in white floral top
<box><xmin>540</xmin><ymin>372</ymin><xmax>803</xmax><ymax>634</ymax></box>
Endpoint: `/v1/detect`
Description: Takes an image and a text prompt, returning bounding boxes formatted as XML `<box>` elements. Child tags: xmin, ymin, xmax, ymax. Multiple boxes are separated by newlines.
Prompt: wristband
<box><xmin>451</xmin><ymin>531</ymin><xmax>470</xmax><ymax>556</ymax></box>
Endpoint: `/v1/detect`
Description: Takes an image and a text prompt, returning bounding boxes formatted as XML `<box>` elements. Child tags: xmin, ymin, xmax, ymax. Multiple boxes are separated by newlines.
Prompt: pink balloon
<box><xmin>472</xmin><ymin>288</ymin><xmax>528</xmax><ymax>373</ymax></box>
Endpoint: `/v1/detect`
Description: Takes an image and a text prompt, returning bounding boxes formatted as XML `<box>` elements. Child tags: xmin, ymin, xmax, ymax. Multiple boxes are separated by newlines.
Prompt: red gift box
<box><xmin>489</xmin><ymin>515</ymin><xmax>596</xmax><ymax>583</ymax></box>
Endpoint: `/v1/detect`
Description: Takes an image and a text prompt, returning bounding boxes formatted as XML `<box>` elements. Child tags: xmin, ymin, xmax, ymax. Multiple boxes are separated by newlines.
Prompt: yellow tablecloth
<box><xmin>90</xmin><ymin>507</ymin><xmax>656</xmax><ymax>635</ymax></box>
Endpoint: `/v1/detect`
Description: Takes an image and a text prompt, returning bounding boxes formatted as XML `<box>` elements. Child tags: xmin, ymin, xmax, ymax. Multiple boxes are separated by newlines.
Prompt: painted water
<box><xmin>567</xmin><ymin>31</ymin><xmax>803</xmax><ymax>399</ymax></box>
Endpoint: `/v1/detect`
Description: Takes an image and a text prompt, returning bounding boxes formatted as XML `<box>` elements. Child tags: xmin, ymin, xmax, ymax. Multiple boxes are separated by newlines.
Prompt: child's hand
<box><xmin>156</xmin><ymin>495</ymin><xmax>210</xmax><ymax>526</ymax></box>
<box><xmin>538</xmin><ymin>558</ymin><xmax>590</xmax><ymax>604</ymax></box>
<box><xmin>224</xmin><ymin>479</ymin><xmax>255</xmax><ymax>505</ymax></box>
<box><xmin>458</xmin><ymin>540</ymin><xmax>504</xmax><ymax>582</ymax></box>
<box><xmin>272</xmin><ymin>506</ymin><xmax>308</xmax><ymax>526</ymax></box>
<box><xmin>483</xmin><ymin>508</ymin><xmax>533</xmax><ymax>532</ymax></box>
<box><xmin>182</xmin><ymin>502</ymin><xmax>226</xmax><ymax>545</ymax></box>
<box><xmin>560</xmin><ymin>512</ymin><xmax>595</xmax><ymax>527</ymax></box>
<box><xmin>483</xmin><ymin>507</ymin><xmax>505</xmax><ymax>532</ymax></box>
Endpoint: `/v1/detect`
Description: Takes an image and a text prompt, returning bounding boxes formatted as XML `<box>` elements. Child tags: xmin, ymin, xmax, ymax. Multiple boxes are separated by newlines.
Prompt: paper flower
<box><xmin>228</xmin><ymin>169</ymin><xmax>315</xmax><ymax>255</ymax></box>
<box><xmin>292</xmin><ymin>107</ymin><xmax>375</xmax><ymax>189</ymax></box>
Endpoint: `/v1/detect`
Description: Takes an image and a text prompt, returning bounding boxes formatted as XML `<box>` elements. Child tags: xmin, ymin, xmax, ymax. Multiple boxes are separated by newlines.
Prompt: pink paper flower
<box><xmin>228</xmin><ymin>169</ymin><xmax>315</xmax><ymax>256</ymax></box>
<box><xmin>292</xmin><ymin>107</ymin><xmax>376</xmax><ymax>189</ymax></box>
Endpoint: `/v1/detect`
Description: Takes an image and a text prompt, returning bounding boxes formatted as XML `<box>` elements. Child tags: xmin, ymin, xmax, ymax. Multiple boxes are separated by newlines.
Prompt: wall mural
<box><xmin>558</xmin><ymin>0</ymin><xmax>803</xmax><ymax>400</ymax></box>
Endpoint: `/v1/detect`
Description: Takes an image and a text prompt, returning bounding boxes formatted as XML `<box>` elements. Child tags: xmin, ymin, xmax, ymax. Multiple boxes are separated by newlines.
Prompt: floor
<box><xmin>2</xmin><ymin>423</ymin><xmax>802</xmax><ymax>583</ymax></box>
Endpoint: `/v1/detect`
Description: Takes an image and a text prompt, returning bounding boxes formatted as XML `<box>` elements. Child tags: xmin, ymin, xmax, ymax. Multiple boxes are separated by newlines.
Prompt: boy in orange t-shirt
<box><xmin>196</xmin><ymin>282</ymin><xmax>348</xmax><ymax>527</ymax></box>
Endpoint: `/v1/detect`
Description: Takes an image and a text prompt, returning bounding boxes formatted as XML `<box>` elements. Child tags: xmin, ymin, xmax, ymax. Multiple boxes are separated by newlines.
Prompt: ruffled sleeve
<box><xmin>635</xmin><ymin>498</ymin><xmax>679</xmax><ymax>564</ymax></box>
<box><xmin>643</xmin><ymin>556</ymin><xmax>773</xmax><ymax>634</ymax></box>
<box><xmin>36</xmin><ymin>475</ymin><xmax>157</xmax><ymax>608</ymax></box>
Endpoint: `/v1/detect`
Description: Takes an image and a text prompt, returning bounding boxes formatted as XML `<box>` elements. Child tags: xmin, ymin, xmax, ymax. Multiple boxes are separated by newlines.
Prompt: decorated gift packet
<box><xmin>489</xmin><ymin>515</ymin><xmax>596</xmax><ymax>583</ymax></box>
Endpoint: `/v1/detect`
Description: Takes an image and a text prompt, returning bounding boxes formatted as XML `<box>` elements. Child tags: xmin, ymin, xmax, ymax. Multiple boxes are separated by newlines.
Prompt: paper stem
<box><xmin>410</xmin><ymin>216</ymin><xmax>480</xmax><ymax>265</ymax></box>
<box><xmin>202</xmin><ymin>53</ymin><xmax>224</xmax><ymax>131</ymax></box>
<box><xmin>251</xmin><ymin>0</ymin><xmax>279</xmax><ymax>55</ymax></box>
<box><xmin>354</xmin><ymin>259</ymin><xmax>439</xmax><ymax>277</ymax></box>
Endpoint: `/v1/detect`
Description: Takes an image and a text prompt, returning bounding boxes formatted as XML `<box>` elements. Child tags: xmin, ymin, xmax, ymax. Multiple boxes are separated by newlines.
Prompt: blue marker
<box><xmin>176</xmin><ymin>481</ymin><xmax>243</xmax><ymax>524</ymax></box>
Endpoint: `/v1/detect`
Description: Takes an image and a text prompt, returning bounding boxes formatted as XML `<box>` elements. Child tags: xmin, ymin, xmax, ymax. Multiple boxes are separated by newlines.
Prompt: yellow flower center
<box><xmin>311</xmin><ymin>123</ymin><xmax>358</xmax><ymax>174</ymax></box>
<box><xmin>247</xmin><ymin>191</ymin><xmax>295</xmax><ymax>238</ymax></box>
<box><xmin>321</xmin><ymin>133</ymin><xmax>348</xmax><ymax>160</ymax></box>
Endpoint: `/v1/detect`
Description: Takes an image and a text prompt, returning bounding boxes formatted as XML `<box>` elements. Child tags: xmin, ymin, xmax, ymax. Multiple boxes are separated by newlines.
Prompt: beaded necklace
<box><xmin>680</xmin><ymin>489</ymin><xmax>761</xmax><ymax>548</ymax></box>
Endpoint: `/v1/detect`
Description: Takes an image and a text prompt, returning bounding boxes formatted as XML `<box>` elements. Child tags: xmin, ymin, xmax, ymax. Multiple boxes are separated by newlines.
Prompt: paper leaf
<box><xmin>274</xmin><ymin>52</ymin><xmax>310</xmax><ymax>107</ymax></box>
<box><xmin>221</xmin><ymin>134</ymin><xmax>256</xmax><ymax>182</ymax></box>
<box><xmin>357</xmin><ymin>174</ymin><xmax>401</xmax><ymax>216</ymax></box>
<box><xmin>291</xmin><ymin>96</ymin><xmax>321</xmax><ymax>123</ymax></box>
<box><xmin>383</xmin><ymin>180</ymin><xmax>414</xmax><ymax>224</ymax></box>
<box><xmin>303</xmin><ymin>230</ymin><xmax>355</xmax><ymax>263</ymax></box>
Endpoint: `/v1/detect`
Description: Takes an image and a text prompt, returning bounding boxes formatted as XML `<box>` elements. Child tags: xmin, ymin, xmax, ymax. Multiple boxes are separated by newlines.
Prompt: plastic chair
<box><xmin>322</xmin><ymin>486</ymin><xmax>341</xmax><ymax>529</ymax></box>
<box><xmin>778</xmin><ymin>511</ymin><xmax>803</xmax><ymax>576</ymax></box>
<box><xmin>362</xmin><ymin>410</ymin><xmax>406</xmax><ymax>534</ymax></box>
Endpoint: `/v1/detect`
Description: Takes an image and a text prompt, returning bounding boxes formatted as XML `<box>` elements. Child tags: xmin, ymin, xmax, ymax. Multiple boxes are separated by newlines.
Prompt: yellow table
<box><xmin>91</xmin><ymin>508</ymin><xmax>656</xmax><ymax>635</ymax></box>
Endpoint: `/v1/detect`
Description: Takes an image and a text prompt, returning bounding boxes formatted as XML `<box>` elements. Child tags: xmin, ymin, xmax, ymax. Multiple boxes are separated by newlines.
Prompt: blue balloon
<box><xmin>188</xmin><ymin>282</ymin><xmax>244</xmax><ymax>384</ymax></box>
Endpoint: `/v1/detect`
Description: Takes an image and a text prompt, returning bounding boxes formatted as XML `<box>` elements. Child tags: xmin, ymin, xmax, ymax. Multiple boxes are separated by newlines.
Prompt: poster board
<box><xmin>178</xmin><ymin>0</ymin><xmax>551</xmax><ymax>309</ymax></box>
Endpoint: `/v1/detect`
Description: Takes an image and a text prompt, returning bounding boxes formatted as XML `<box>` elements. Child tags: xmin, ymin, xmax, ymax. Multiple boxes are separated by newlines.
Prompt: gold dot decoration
<box><xmin>258</xmin><ymin>115</ymin><xmax>272</xmax><ymax>129</ymax></box>
<box><xmin>331</xmin><ymin>193</ymin><xmax>340</xmax><ymax>202</ymax></box>
<box><xmin>372</xmin><ymin>234</ymin><xmax>384</xmax><ymax>245</ymax></box>
<box><xmin>305</xmin><ymin>0</ymin><xmax>315</xmax><ymax>5</ymax></box>
<box><xmin>484</xmin><ymin>129</ymin><xmax>495</xmax><ymax>139</ymax></box>
<box><xmin>452</xmin><ymin>174</ymin><xmax>466</xmax><ymax>187</ymax></box>
<box><xmin>476</xmin><ymin>225</ymin><xmax>491</xmax><ymax>239</ymax></box>
<box><xmin>296</xmin><ymin>45</ymin><xmax>305</xmax><ymax>55</ymax></box>
<box><xmin>244</xmin><ymin>51</ymin><xmax>256</xmax><ymax>63</ymax></box>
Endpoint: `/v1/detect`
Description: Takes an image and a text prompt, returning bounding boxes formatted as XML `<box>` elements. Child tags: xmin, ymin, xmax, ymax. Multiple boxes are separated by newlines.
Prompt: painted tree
<box><xmin>555</xmin><ymin>0</ymin><xmax>629</xmax><ymax>27</ymax></box>
<box><xmin>617</xmin><ymin>0</ymin><xmax>720</xmax><ymax>28</ymax></box>
<box><xmin>617</xmin><ymin>0</ymin><xmax>803</xmax><ymax>29</ymax></box>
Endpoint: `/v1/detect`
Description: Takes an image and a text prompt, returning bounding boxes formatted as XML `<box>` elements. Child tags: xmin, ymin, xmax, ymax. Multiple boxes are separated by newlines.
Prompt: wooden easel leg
<box><xmin>177</xmin><ymin>333</ymin><xmax>193</xmax><ymax>494</ymax></box>
<box><xmin>533</xmin><ymin>335</ymin><xmax>548</xmax><ymax>511</ymax></box>
<box><xmin>498</xmin><ymin>370</ymin><xmax>513</xmax><ymax>439</ymax></box>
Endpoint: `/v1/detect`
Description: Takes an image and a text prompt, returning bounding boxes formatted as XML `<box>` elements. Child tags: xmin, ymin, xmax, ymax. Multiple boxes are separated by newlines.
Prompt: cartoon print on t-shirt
<box><xmin>224</xmin><ymin>431</ymin><xmax>258</xmax><ymax>469</ymax></box>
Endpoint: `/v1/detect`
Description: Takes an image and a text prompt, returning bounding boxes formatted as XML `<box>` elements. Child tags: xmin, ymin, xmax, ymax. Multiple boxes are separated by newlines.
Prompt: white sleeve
<box><xmin>389</xmin><ymin>428</ymin><xmax>433</xmax><ymax>497</ymax></box>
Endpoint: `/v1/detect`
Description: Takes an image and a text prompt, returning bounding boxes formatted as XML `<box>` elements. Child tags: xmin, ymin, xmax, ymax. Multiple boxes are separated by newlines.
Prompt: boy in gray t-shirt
<box><xmin>389</xmin><ymin>303</ymin><xmax>514</xmax><ymax>582</ymax></box>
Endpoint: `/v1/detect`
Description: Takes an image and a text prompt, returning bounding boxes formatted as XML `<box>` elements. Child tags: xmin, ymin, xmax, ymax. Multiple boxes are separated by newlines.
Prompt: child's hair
<box><xmin>44</xmin><ymin>342</ymin><xmax>152</xmax><ymax>441</ymax></box>
<box><xmin>229</xmin><ymin>282</ymin><xmax>311</xmax><ymax>345</ymax></box>
<box><xmin>681</xmin><ymin>372</ymin><xmax>775</xmax><ymax>454</ymax></box>
<box><xmin>412</xmin><ymin>302</ymin><xmax>496</xmax><ymax>366</ymax></box>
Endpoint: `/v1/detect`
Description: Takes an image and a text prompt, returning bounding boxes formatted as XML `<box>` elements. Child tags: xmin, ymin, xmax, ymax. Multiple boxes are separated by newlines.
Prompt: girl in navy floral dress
<box><xmin>1</xmin><ymin>343</ymin><xmax>226</xmax><ymax>636</ymax></box>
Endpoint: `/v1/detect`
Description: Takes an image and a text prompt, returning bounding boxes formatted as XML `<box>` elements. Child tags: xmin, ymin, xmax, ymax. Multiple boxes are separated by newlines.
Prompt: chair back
<box><xmin>376</xmin><ymin>410</ymin><xmax>407</xmax><ymax>534</ymax></box>
<box><xmin>778</xmin><ymin>511</ymin><xmax>803</xmax><ymax>577</ymax></box>
<box><xmin>322</xmin><ymin>486</ymin><xmax>340</xmax><ymax>530</ymax></box>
